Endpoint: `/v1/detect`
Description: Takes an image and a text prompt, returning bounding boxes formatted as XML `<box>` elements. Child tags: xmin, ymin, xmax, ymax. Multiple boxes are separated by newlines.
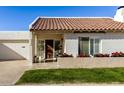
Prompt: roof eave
<box><xmin>30</xmin><ymin>29</ymin><xmax>124</xmax><ymax>33</ymax></box>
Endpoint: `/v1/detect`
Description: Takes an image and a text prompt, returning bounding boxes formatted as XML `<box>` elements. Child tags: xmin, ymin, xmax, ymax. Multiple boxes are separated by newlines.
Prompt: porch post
<box><xmin>64</xmin><ymin>42</ymin><xmax>66</xmax><ymax>53</ymax></box>
<box><xmin>28</xmin><ymin>32</ymin><xmax>33</xmax><ymax>66</ymax></box>
<box><xmin>63</xmin><ymin>36</ymin><xmax>66</xmax><ymax>53</ymax></box>
<box><xmin>35</xmin><ymin>34</ymin><xmax>37</xmax><ymax>56</ymax></box>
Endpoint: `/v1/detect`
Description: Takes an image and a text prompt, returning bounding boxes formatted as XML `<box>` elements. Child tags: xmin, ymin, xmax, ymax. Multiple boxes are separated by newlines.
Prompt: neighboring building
<box><xmin>1</xmin><ymin>7</ymin><xmax>124</xmax><ymax>64</ymax></box>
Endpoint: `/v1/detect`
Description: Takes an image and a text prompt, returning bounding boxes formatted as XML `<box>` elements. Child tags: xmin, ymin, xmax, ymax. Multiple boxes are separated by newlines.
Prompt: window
<box><xmin>90</xmin><ymin>39</ymin><xmax>94</xmax><ymax>55</ymax></box>
<box><xmin>90</xmin><ymin>38</ymin><xmax>100</xmax><ymax>55</ymax></box>
<box><xmin>54</xmin><ymin>40</ymin><xmax>62</xmax><ymax>56</ymax></box>
<box><xmin>94</xmin><ymin>39</ymin><xmax>100</xmax><ymax>54</ymax></box>
<box><xmin>79</xmin><ymin>37</ymin><xmax>100</xmax><ymax>56</ymax></box>
<box><xmin>37</xmin><ymin>40</ymin><xmax>45</xmax><ymax>58</ymax></box>
<box><xmin>79</xmin><ymin>37</ymin><xmax>89</xmax><ymax>56</ymax></box>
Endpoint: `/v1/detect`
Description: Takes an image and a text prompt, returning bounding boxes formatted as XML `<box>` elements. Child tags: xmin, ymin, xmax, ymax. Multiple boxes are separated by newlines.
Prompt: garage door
<box><xmin>0</xmin><ymin>40</ymin><xmax>29</xmax><ymax>60</ymax></box>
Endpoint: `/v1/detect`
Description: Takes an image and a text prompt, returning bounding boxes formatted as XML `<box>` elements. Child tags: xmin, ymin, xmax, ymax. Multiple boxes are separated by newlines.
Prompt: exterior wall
<box><xmin>64</xmin><ymin>33</ymin><xmax>124</xmax><ymax>57</ymax></box>
<box><xmin>101</xmin><ymin>34</ymin><xmax>124</xmax><ymax>54</ymax></box>
<box><xmin>64</xmin><ymin>35</ymin><xmax>78</xmax><ymax>57</ymax></box>
<box><xmin>0</xmin><ymin>31</ymin><xmax>31</xmax><ymax>60</ymax></box>
<box><xmin>0</xmin><ymin>31</ymin><xmax>30</xmax><ymax>40</ymax></box>
<box><xmin>102</xmin><ymin>39</ymin><xmax>124</xmax><ymax>54</ymax></box>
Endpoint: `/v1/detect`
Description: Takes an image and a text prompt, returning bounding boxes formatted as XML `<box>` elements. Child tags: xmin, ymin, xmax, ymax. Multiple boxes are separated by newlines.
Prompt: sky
<box><xmin>0</xmin><ymin>6</ymin><xmax>118</xmax><ymax>31</ymax></box>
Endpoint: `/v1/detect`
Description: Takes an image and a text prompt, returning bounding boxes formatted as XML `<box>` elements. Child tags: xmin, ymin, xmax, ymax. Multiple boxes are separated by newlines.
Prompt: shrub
<box><xmin>94</xmin><ymin>53</ymin><xmax>110</xmax><ymax>57</ymax></box>
<box><xmin>111</xmin><ymin>52</ymin><xmax>124</xmax><ymax>57</ymax></box>
<box><xmin>60</xmin><ymin>53</ymin><xmax>73</xmax><ymax>57</ymax></box>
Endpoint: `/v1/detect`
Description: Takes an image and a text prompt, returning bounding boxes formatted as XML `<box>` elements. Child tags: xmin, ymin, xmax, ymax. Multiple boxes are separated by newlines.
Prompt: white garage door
<box><xmin>0</xmin><ymin>40</ymin><xmax>29</xmax><ymax>60</ymax></box>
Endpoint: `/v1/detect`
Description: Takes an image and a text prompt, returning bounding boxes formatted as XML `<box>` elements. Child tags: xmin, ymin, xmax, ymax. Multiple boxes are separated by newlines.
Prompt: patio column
<box><xmin>34</xmin><ymin>34</ymin><xmax>37</xmax><ymax>56</ymax></box>
<box><xmin>28</xmin><ymin>32</ymin><xmax>33</xmax><ymax>66</ymax></box>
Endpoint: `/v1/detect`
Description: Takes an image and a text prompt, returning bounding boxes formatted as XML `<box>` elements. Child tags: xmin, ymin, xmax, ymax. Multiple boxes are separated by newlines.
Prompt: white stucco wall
<box><xmin>0</xmin><ymin>31</ymin><xmax>30</xmax><ymax>40</ymax></box>
<box><xmin>0</xmin><ymin>31</ymin><xmax>31</xmax><ymax>60</ymax></box>
<box><xmin>64</xmin><ymin>33</ymin><xmax>124</xmax><ymax>56</ymax></box>
<box><xmin>101</xmin><ymin>34</ymin><xmax>124</xmax><ymax>54</ymax></box>
<box><xmin>64</xmin><ymin>35</ymin><xmax>78</xmax><ymax>57</ymax></box>
<box><xmin>102</xmin><ymin>39</ymin><xmax>124</xmax><ymax>54</ymax></box>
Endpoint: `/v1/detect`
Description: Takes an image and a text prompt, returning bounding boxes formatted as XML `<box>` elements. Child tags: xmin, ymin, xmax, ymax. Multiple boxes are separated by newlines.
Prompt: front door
<box><xmin>45</xmin><ymin>40</ymin><xmax>54</xmax><ymax>59</ymax></box>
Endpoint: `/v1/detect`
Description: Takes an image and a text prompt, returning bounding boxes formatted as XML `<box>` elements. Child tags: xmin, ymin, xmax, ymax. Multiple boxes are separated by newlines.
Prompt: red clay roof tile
<box><xmin>30</xmin><ymin>17</ymin><xmax>124</xmax><ymax>32</ymax></box>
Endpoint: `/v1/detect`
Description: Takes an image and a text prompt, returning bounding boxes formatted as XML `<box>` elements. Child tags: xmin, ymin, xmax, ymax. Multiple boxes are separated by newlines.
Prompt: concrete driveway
<box><xmin>0</xmin><ymin>60</ymin><xmax>30</xmax><ymax>85</ymax></box>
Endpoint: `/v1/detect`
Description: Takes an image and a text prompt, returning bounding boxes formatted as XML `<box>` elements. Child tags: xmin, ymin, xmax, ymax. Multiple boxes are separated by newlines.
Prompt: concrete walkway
<box><xmin>32</xmin><ymin>58</ymin><xmax>124</xmax><ymax>69</ymax></box>
<box><xmin>0</xmin><ymin>60</ymin><xmax>30</xmax><ymax>85</ymax></box>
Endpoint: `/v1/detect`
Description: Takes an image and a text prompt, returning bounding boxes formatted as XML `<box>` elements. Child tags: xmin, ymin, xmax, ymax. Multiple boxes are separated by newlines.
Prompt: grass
<box><xmin>16</xmin><ymin>68</ymin><xmax>124</xmax><ymax>84</ymax></box>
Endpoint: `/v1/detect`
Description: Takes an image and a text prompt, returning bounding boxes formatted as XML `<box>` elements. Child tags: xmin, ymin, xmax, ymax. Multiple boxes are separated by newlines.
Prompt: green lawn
<box><xmin>16</xmin><ymin>68</ymin><xmax>124</xmax><ymax>84</ymax></box>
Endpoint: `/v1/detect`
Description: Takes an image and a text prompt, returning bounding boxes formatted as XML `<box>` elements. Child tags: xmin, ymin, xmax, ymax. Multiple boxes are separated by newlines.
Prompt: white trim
<box><xmin>40</xmin><ymin>16</ymin><xmax>113</xmax><ymax>19</ymax></box>
<box><xmin>29</xmin><ymin>17</ymin><xmax>40</xmax><ymax>29</ymax></box>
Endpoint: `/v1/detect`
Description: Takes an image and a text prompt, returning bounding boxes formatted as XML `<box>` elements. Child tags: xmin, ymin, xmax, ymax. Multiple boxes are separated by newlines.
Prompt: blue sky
<box><xmin>0</xmin><ymin>6</ymin><xmax>118</xmax><ymax>31</ymax></box>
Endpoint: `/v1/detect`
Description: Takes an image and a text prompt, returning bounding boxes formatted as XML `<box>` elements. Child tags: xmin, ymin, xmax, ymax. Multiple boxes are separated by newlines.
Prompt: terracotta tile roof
<box><xmin>30</xmin><ymin>17</ymin><xmax>124</xmax><ymax>32</ymax></box>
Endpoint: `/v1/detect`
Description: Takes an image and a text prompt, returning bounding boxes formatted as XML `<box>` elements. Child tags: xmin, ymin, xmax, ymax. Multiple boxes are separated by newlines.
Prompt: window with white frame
<box><xmin>54</xmin><ymin>40</ymin><xmax>62</xmax><ymax>57</ymax></box>
<box><xmin>37</xmin><ymin>40</ymin><xmax>45</xmax><ymax>58</ymax></box>
<box><xmin>90</xmin><ymin>38</ymin><xmax>100</xmax><ymax>55</ymax></box>
<box><xmin>90</xmin><ymin>39</ymin><xmax>94</xmax><ymax>55</ymax></box>
<box><xmin>79</xmin><ymin>37</ymin><xmax>100</xmax><ymax>56</ymax></box>
<box><xmin>79</xmin><ymin>37</ymin><xmax>89</xmax><ymax>56</ymax></box>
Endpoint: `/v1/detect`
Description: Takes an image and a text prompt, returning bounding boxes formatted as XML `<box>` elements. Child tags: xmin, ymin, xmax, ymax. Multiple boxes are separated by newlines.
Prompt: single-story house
<box><xmin>0</xmin><ymin>7</ymin><xmax>124</xmax><ymax>64</ymax></box>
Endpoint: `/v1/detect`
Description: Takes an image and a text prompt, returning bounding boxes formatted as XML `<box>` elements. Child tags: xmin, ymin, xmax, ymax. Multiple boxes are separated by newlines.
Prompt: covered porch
<box><xmin>32</xmin><ymin>31</ymin><xmax>64</xmax><ymax>63</ymax></box>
